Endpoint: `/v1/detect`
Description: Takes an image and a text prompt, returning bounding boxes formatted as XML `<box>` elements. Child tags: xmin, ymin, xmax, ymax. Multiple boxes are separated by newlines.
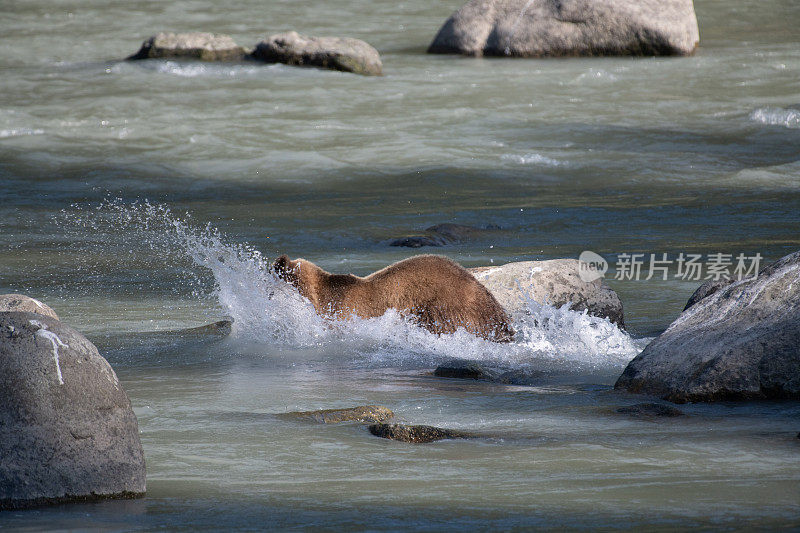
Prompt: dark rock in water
<box><xmin>470</xmin><ymin>259</ymin><xmax>625</xmax><ymax>327</ymax></box>
<box><xmin>281</xmin><ymin>405</ymin><xmax>394</xmax><ymax>424</ymax></box>
<box><xmin>251</xmin><ymin>31</ymin><xmax>382</xmax><ymax>76</ymax></box>
<box><xmin>615</xmin><ymin>251</ymin><xmax>800</xmax><ymax>403</ymax></box>
<box><xmin>0</xmin><ymin>294</ymin><xmax>59</xmax><ymax>320</ymax></box>
<box><xmin>616</xmin><ymin>403</ymin><xmax>684</xmax><ymax>418</ymax></box>
<box><xmin>683</xmin><ymin>278</ymin><xmax>734</xmax><ymax>311</ymax></box>
<box><xmin>0</xmin><ymin>312</ymin><xmax>146</xmax><ymax>510</ymax></box>
<box><xmin>428</xmin><ymin>0</ymin><xmax>699</xmax><ymax>57</ymax></box>
<box><xmin>390</xmin><ymin>223</ymin><xmax>499</xmax><ymax>248</ymax></box>
<box><xmin>368</xmin><ymin>423</ymin><xmax>472</xmax><ymax>443</ymax></box>
<box><xmin>434</xmin><ymin>359</ymin><xmax>497</xmax><ymax>380</ymax></box>
<box><xmin>128</xmin><ymin>32</ymin><xmax>247</xmax><ymax>61</ymax></box>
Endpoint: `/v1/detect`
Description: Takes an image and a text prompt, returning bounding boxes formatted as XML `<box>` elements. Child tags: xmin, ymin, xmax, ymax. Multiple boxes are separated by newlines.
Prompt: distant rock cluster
<box><xmin>126</xmin><ymin>0</ymin><xmax>700</xmax><ymax>76</ymax></box>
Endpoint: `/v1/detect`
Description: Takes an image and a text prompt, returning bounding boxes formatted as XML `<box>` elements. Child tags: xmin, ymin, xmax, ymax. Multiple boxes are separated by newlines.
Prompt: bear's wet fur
<box><xmin>272</xmin><ymin>254</ymin><xmax>514</xmax><ymax>342</ymax></box>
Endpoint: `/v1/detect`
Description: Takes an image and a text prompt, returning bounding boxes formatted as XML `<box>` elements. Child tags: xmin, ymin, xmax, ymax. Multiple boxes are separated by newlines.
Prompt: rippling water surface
<box><xmin>1</xmin><ymin>0</ymin><xmax>799</xmax><ymax>529</ymax></box>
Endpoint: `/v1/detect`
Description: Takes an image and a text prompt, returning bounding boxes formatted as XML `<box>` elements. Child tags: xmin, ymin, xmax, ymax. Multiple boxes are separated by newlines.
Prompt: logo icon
<box><xmin>578</xmin><ymin>251</ymin><xmax>608</xmax><ymax>282</ymax></box>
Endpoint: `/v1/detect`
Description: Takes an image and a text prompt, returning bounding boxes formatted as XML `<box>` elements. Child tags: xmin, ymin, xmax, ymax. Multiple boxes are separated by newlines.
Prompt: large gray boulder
<box><xmin>0</xmin><ymin>294</ymin><xmax>59</xmax><ymax>320</ymax></box>
<box><xmin>0</xmin><ymin>312</ymin><xmax>145</xmax><ymax>509</ymax></box>
<box><xmin>615</xmin><ymin>251</ymin><xmax>800</xmax><ymax>403</ymax></box>
<box><xmin>128</xmin><ymin>32</ymin><xmax>247</xmax><ymax>61</ymax></box>
<box><xmin>251</xmin><ymin>31</ymin><xmax>383</xmax><ymax>76</ymax></box>
<box><xmin>470</xmin><ymin>259</ymin><xmax>624</xmax><ymax>326</ymax></box>
<box><xmin>428</xmin><ymin>0</ymin><xmax>699</xmax><ymax>57</ymax></box>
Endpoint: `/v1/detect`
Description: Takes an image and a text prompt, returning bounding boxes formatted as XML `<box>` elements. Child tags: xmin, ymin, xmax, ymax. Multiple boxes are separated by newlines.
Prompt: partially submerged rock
<box><xmin>282</xmin><ymin>405</ymin><xmax>394</xmax><ymax>424</ymax></box>
<box><xmin>390</xmin><ymin>223</ymin><xmax>501</xmax><ymax>248</ymax></box>
<box><xmin>368</xmin><ymin>423</ymin><xmax>472</xmax><ymax>443</ymax></box>
<box><xmin>428</xmin><ymin>0</ymin><xmax>699</xmax><ymax>57</ymax></box>
<box><xmin>0</xmin><ymin>294</ymin><xmax>59</xmax><ymax>320</ymax></box>
<box><xmin>616</xmin><ymin>402</ymin><xmax>684</xmax><ymax>418</ymax></box>
<box><xmin>251</xmin><ymin>31</ymin><xmax>382</xmax><ymax>76</ymax></box>
<box><xmin>0</xmin><ymin>312</ymin><xmax>146</xmax><ymax>509</ymax></box>
<box><xmin>615</xmin><ymin>251</ymin><xmax>800</xmax><ymax>403</ymax></box>
<box><xmin>470</xmin><ymin>259</ymin><xmax>624</xmax><ymax>326</ymax></box>
<box><xmin>128</xmin><ymin>32</ymin><xmax>247</xmax><ymax>61</ymax></box>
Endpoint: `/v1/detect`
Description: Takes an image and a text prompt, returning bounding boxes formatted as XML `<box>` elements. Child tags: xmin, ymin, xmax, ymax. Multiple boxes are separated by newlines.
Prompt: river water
<box><xmin>1</xmin><ymin>0</ymin><xmax>800</xmax><ymax>529</ymax></box>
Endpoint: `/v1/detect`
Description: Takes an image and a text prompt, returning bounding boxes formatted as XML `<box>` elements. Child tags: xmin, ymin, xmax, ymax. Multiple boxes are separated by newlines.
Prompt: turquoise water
<box><xmin>1</xmin><ymin>0</ymin><xmax>800</xmax><ymax>529</ymax></box>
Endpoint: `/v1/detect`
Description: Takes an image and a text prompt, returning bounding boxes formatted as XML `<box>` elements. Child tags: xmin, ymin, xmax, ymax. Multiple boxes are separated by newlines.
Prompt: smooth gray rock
<box><xmin>470</xmin><ymin>259</ymin><xmax>624</xmax><ymax>326</ymax></box>
<box><xmin>280</xmin><ymin>405</ymin><xmax>395</xmax><ymax>424</ymax></box>
<box><xmin>128</xmin><ymin>32</ymin><xmax>247</xmax><ymax>61</ymax></box>
<box><xmin>615</xmin><ymin>251</ymin><xmax>800</xmax><ymax>403</ymax></box>
<box><xmin>368</xmin><ymin>423</ymin><xmax>472</xmax><ymax>443</ymax></box>
<box><xmin>251</xmin><ymin>31</ymin><xmax>382</xmax><ymax>76</ymax></box>
<box><xmin>390</xmin><ymin>223</ymin><xmax>501</xmax><ymax>248</ymax></box>
<box><xmin>0</xmin><ymin>294</ymin><xmax>59</xmax><ymax>320</ymax></box>
<box><xmin>428</xmin><ymin>0</ymin><xmax>699</xmax><ymax>57</ymax></box>
<box><xmin>0</xmin><ymin>312</ymin><xmax>145</xmax><ymax>509</ymax></box>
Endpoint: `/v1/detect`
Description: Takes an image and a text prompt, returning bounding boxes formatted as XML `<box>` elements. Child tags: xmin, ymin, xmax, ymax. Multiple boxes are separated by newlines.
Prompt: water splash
<box><xmin>59</xmin><ymin>201</ymin><xmax>641</xmax><ymax>370</ymax></box>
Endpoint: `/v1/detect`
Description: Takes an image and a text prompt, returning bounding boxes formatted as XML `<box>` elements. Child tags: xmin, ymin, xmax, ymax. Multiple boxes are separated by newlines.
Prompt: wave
<box><xmin>59</xmin><ymin>201</ymin><xmax>641</xmax><ymax>371</ymax></box>
<box><xmin>749</xmin><ymin>107</ymin><xmax>800</xmax><ymax>129</ymax></box>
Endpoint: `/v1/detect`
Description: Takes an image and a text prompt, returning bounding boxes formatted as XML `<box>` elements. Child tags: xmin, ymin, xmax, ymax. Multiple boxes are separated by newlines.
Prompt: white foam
<box><xmin>0</xmin><ymin>128</ymin><xmax>44</xmax><ymax>138</ymax></box>
<box><xmin>502</xmin><ymin>153</ymin><xmax>563</xmax><ymax>167</ymax></box>
<box><xmin>749</xmin><ymin>107</ymin><xmax>800</xmax><ymax>129</ymax></box>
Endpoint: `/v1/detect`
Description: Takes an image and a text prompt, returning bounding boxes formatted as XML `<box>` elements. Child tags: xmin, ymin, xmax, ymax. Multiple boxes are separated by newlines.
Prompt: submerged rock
<box><xmin>390</xmin><ymin>223</ymin><xmax>501</xmax><ymax>248</ymax></box>
<box><xmin>434</xmin><ymin>359</ymin><xmax>497</xmax><ymax>380</ymax></box>
<box><xmin>470</xmin><ymin>259</ymin><xmax>624</xmax><ymax>327</ymax></box>
<box><xmin>368</xmin><ymin>423</ymin><xmax>472</xmax><ymax>443</ymax></box>
<box><xmin>251</xmin><ymin>31</ymin><xmax>382</xmax><ymax>76</ymax></box>
<box><xmin>0</xmin><ymin>294</ymin><xmax>59</xmax><ymax>320</ymax></box>
<box><xmin>616</xmin><ymin>403</ymin><xmax>684</xmax><ymax>418</ymax></box>
<box><xmin>282</xmin><ymin>405</ymin><xmax>394</xmax><ymax>424</ymax></box>
<box><xmin>0</xmin><ymin>312</ymin><xmax>146</xmax><ymax>509</ymax></box>
<box><xmin>615</xmin><ymin>251</ymin><xmax>800</xmax><ymax>403</ymax></box>
<box><xmin>128</xmin><ymin>32</ymin><xmax>247</xmax><ymax>61</ymax></box>
<box><xmin>428</xmin><ymin>0</ymin><xmax>699</xmax><ymax>57</ymax></box>
<box><xmin>172</xmin><ymin>319</ymin><xmax>233</xmax><ymax>336</ymax></box>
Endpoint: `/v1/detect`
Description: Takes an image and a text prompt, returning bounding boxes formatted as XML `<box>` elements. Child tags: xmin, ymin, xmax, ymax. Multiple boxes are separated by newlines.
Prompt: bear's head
<box><xmin>273</xmin><ymin>255</ymin><xmax>300</xmax><ymax>286</ymax></box>
<box><xmin>272</xmin><ymin>255</ymin><xmax>322</xmax><ymax>304</ymax></box>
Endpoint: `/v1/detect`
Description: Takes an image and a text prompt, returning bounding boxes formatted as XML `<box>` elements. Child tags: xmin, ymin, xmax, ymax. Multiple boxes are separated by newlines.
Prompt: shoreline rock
<box><xmin>428</xmin><ymin>0</ymin><xmax>700</xmax><ymax>58</ymax></box>
<box><xmin>128</xmin><ymin>32</ymin><xmax>247</xmax><ymax>61</ymax></box>
<box><xmin>470</xmin><ymin>259</ymin><xmax>624</xmax><ymax>327</ymax></box>
<box><xmin>0</xmin><ymin>312</ymin><xmax>146</xmax><ymax>510</ymax></box>
<box><xmin>615</xmin><ymin>251</ymin><xmax>800</xmax><ymax>403</ymax></box>
<box><xmin>251</xmin><ymin>31</ymin><xmax>382</xmax><ymax>76</ymax></box>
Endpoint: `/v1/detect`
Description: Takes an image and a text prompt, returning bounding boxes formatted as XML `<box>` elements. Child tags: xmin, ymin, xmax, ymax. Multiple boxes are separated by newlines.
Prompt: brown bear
<box><xmin>272</xmin><ymin>254</ymin><xmax>514</xmax><ymax>342</ymax></box>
